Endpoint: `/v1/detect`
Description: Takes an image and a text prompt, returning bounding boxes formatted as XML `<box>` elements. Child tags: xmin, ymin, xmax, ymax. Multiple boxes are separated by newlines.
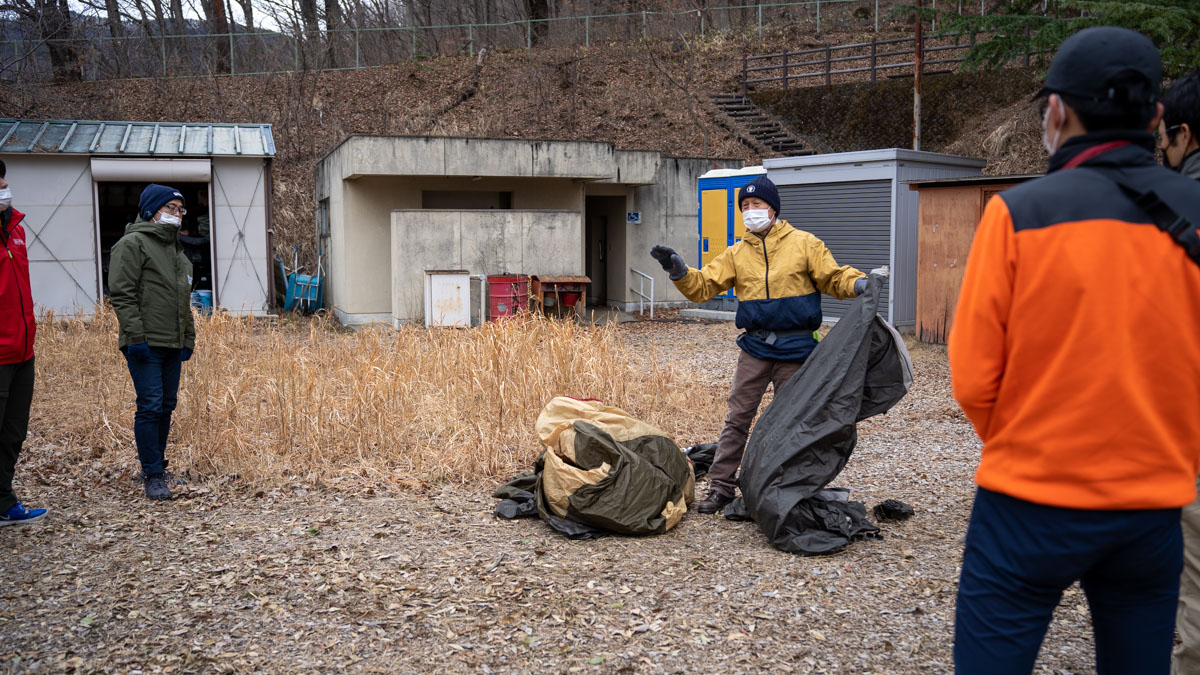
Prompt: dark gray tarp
<box><xmin>726</xmin><ymin>273</ymin><xmax>913</xmax><ymax>555</ymax></box>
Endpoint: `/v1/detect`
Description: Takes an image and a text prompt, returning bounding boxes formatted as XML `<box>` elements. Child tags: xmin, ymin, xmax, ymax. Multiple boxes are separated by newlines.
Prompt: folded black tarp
<box><xmin>725</xmin><ymin>273</ymin><xmax>913</xmax><ymax>555</ymax></box>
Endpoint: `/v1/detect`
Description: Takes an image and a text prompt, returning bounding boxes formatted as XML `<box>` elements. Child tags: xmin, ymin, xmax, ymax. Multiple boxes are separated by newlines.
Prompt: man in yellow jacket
<box><xmin>651</xmin><ymin>175</ymin><xmax>870</xmax><ymax>514</ymax></box>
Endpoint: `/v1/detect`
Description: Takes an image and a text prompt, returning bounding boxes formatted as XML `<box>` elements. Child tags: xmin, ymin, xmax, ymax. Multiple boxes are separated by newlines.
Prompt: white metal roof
<box><xmin>0</xmin><ymin>119</ymin><xmax>275</xmax><ymax>157</ymax></box>
<box><xmin>699</xmin><ymin>165</ymin><xmax>767</xmax><ymax>179</ymax></box>
<box><xmin>763</xmin><ymin>149</ymin><xmax>985</xmax><ymax>171</ymax></box>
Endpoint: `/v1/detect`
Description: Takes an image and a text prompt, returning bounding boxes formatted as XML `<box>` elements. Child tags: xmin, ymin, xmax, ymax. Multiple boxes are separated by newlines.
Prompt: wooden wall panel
<box><xmin>916</xmin><ymin>186</ymin><xmax>984</xmax><ymax>344</ymax></box>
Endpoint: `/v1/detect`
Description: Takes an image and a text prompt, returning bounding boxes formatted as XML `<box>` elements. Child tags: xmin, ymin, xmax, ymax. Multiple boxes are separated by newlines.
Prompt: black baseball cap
<box><xmin>1033</xmin><ymin>26</ymin><xmax>1161</xmax><ymax>103</ymax></box>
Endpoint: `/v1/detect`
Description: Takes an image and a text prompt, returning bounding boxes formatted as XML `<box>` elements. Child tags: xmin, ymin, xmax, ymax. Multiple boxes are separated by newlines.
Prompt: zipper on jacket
<box><xmin>2</xmin><ymin>229</ymin><xmax>31</xmax><ymax>361</ymax></box>
<box><xmin>758</xmin><ymin>234</ymin><xmax>771</xmax><ymax>299</ymax></box>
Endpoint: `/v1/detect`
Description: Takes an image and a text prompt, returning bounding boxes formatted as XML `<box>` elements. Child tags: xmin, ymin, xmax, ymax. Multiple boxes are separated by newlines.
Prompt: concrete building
<box><xmin>315</xmin><ymin>135</ymin><xmax>740</xmax><ymax>326</ymax></box>
<box><xmin>0</xmin><ymin>118</ymin><xmax>275</xmax><ymax>316</ymax></box>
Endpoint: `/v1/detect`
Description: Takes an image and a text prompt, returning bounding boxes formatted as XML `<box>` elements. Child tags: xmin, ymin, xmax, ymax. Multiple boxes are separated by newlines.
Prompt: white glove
<box><xmin>870</xmin><ymin>265</ymin><xmax>890</xmax><ymax>278</ymax></box>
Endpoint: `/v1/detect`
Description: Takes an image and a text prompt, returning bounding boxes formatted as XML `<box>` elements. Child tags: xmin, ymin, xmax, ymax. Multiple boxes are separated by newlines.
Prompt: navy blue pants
<box><xmin>123</xmin><ymin>346</ymin><xmax>182</xmax><ymax>476</ymax></box>
<box><xmin>955</xmin><ymin>487</ymin><xmax>1182</xmax><ymax>674</ymax></box>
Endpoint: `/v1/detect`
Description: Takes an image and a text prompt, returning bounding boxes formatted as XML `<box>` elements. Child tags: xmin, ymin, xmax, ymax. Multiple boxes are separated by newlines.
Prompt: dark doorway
<box><xmin>96</xmin><ymin>182</ymin><xmax>212</xmax><ymax>298</ymax></box>
<box><xmin>586</xmin><ymin>213</ymin><xmax>607</xmax><ymax>305</ymax></box>
<box><xmin>585</xmin><ymin>195</ymin><xmax>625</xmax><ymax>307</ymax></box>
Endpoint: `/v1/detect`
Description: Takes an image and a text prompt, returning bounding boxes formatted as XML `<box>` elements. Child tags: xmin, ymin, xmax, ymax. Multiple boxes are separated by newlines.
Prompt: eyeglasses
<box><xmin>160</xmin><ymin>204</ymin><xmax>187</xmax><ymax>215</ymax></box>
<box><xmin>1156</xmin><ymin>124</ymin><xmax>1182</xmax><ymax>149</ymax></box>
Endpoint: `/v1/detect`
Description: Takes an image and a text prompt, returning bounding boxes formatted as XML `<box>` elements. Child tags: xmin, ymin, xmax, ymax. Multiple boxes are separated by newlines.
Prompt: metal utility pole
<box><xmin>913</xmin><ymin>0</ymin><xmax>923</xmax><ymax>151</ymax></box>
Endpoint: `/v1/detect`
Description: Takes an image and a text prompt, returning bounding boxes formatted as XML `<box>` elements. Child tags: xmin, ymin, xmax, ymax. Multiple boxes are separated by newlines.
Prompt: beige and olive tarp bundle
<box><xmin>494</xmin><ymin>397</ymin><xmax>695</xmax><ymax>539</ymax></box>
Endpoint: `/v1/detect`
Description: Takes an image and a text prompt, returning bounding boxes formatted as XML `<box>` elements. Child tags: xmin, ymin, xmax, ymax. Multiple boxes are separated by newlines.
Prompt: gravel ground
<box><xmin>1</xmin><ymin>316</ymin><xmax>1099</xmax><ymax>674</ymax></box>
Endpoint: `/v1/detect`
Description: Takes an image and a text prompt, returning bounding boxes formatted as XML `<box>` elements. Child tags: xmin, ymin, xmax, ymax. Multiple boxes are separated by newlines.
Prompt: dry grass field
<box><xmin>1</xmin><ymin>313</ymin><xmax>1100</xmax><ymax>673</ymax></box>
<box><xmin>27</xmin><ymin>309</ymin><xmax>726</xmax><ymax>489</ymax></box>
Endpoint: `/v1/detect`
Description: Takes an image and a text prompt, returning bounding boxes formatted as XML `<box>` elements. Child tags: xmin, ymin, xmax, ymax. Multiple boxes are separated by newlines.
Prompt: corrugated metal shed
<box><xmin>0</xmin><ymin>119</ymin><xmax>275</xmax><ymax>157</ymax></box>
<box><xmin>765</xmin><ymin>149</ymin><xmax>987</xmax><ymax>327</ymax></box>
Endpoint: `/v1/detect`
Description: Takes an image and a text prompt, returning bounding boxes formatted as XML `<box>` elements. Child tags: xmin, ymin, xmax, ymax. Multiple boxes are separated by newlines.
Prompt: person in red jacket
<box><xmin>0</xmin><ymin>159</ymin><xmax>46</xmax><ymax>526</ymax></box>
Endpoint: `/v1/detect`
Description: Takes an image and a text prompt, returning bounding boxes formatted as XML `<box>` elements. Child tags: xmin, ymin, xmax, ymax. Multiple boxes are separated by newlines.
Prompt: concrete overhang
<box><xmin>597</xmin><ymin>150</ymin><xmax>661</xmax><ymax>186</ymax></box>
<box><xmin>335</xmin><ymin>135</ymin><xmax>620</xmax><ymax>181</ymax></box>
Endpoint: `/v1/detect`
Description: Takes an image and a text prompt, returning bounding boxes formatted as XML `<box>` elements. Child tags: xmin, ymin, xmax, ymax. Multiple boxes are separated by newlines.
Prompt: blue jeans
<box><xmin>955</xmin><ymin>487</ymin><xmax>1182</xmax><ymax>674</ymax></box>
<box><xmin>122</xmin><ymin>346</ymin><xmax>182</xmax><ymax>476</ymax></box>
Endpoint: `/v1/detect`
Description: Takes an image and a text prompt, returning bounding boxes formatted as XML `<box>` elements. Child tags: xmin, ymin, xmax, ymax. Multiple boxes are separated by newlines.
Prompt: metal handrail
<box><xmin>630</xmin><ymin>268</ymin><xmax>655</xmax><ymax>319</ymax></box>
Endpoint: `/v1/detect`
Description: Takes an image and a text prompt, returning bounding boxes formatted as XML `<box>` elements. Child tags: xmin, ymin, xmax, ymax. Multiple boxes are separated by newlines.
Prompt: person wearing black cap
<box><xmin>949</xmin><ymin>27</ymin><xmax>1200</xmax><ymax>673</ymax></box>
<box><xmin>650</xmin><ymin>174</ymin><xmax>882</xmax><ymax>515</ymax></box>
<box><xmin>109</xmin><ymin>184</ymin><xmax>196</xmax><ymax>501</ymax></box>
<box><xmin>1159</xmin><ymin>69</ymin><xmax>1200</xmax><ymax>181</ymax></box>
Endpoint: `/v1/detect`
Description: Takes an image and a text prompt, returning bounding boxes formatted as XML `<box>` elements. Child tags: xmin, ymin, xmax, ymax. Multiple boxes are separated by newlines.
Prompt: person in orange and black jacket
<box><xmin>0</xmin><ymin>159</ymin><xmax>47</xmax><ymax>527</ymax></box>
<box><xmin>949</xmin><ymin>27</ymin><xmax>1200</xmax><ymax>674</ymax></box>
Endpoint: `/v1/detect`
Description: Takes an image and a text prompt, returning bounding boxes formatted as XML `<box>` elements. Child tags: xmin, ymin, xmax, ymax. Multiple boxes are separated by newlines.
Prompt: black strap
<box><xmin>1105</xmin><ymin>175</ymin><xmax>1200</xmax><ymax>269</ymax></box>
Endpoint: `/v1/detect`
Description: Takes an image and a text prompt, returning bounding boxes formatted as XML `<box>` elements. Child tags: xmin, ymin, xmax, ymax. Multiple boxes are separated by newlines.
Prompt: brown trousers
<box><xmin>708</xmin><ymin>350</ymin><xmax>803</xmax><ymax>498</ymax></box>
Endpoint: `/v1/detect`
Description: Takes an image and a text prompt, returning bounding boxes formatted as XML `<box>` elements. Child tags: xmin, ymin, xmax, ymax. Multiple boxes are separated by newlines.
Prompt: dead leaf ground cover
<box><xmin>2</xmin><ymin>318</ymin><xmax>1097</xmax><ymax>673</ymax></box>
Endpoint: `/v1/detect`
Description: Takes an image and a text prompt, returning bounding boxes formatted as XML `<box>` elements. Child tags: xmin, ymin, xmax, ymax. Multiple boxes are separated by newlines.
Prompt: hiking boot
<box><xmin>143</xmin><ymin>474</ymin><xmax>172</xmax><ymax>501</ymax></box>
<box><xmin>696</xmin><ymin>490</ymin><xmax>733</xmax><ymax>515</ymax></box>
<box><xmin>0</xmin><ymin>501</ymin><xmax>47</xmax><ymax>526</ymax></box>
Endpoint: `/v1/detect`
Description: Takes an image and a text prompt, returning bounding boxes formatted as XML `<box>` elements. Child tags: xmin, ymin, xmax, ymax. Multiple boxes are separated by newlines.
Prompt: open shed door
<box><xmin>17</xmin><ymin>156</ymin><xmax>98</xmax><ymax>317</ymax></box>
<box><xmin>212</xmin><ymin>158</ymin><xmax>269</xmax><ymax>314</ymax></box>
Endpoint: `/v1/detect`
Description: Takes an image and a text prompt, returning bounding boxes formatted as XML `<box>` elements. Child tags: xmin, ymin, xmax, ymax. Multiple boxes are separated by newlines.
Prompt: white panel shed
<box><xmin>0</xmin><ymin>118</ymin><xmax>275</xmax><ymax>317</ymax></box>
<box><xmin>764</xmin><ymin>149</ymin><xmax>986</xmax><ymax>328</ymax></box>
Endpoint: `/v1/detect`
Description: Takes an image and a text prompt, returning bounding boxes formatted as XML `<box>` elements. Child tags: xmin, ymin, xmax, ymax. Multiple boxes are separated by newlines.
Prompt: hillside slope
<box><xmin>6</xmin><ymin>30</ymin><xmax>1045</xmax><ymax>262</ymax></box>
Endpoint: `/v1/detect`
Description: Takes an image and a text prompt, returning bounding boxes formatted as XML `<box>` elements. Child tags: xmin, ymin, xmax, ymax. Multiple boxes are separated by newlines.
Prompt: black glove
<box><xmin>180</xmin><ymin>347</ymin><xmax>193</xmax><ymax>362</ymax></box>
<box><xmin>650</xmin><ymin>245</ymin><xmax>688</xmax><ymax>281</ymax></box>
<box><xmin>854</xmin><ymin>278</ymin><xmax>868</xmax><ymax>296</ymax></box>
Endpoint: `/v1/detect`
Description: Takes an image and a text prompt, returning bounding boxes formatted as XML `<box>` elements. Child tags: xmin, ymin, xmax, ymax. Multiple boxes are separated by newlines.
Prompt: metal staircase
<box><xmin>709</xmin><ymin>93</ymin><xmax>815</xmax><ymax>157</ymax></box>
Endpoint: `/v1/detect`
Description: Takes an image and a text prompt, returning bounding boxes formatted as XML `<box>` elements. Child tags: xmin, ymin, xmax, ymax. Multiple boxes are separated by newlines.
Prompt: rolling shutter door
<box><xmin>778</xmin><ymin>180</ymin><xmax>891</xmax><ymax>320</ymax></box>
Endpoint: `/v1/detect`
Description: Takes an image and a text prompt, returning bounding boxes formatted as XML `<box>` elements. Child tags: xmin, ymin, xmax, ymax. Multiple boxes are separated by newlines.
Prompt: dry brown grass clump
<box><xmin>30</xmin><ymin>308</ymin><xmax>724</xmax><ymax>489</ymax></box>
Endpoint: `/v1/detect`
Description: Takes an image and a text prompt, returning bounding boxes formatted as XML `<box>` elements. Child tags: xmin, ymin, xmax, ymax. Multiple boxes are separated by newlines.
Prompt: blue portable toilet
<box><xmin>696</xmin><ymin>166</ymin><xmax>767</xmax><ymax>307</ymax></box>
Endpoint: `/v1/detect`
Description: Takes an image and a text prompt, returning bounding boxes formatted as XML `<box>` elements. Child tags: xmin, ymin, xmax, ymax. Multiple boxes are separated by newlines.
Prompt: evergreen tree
<box><xmin>912</xmin><ymin>1</ymin><xmax>1200</xmax><ymax>78</ymax></box>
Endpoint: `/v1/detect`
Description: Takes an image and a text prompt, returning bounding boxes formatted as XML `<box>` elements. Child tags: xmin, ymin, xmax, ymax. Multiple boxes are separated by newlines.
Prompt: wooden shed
<box><xmin>909</xmin><ymin>174</ymin><xmax>1037</xmax><ymax>344</ymax></box>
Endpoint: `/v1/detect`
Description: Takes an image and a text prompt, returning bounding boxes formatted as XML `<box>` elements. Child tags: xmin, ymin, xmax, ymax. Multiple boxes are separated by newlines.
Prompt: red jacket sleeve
<box><xmin>949</xmin><ymin>195</ymin><xmax>1017</xmax><ymax>440</ymax></box>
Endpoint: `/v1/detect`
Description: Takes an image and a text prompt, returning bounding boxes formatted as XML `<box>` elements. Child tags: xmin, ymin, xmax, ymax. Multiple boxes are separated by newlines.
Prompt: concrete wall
<box><xmin>391</xmin><ymin>209</ymin><xmax>582</xmax><ymax>323</ymax></box>
<box><xmin>325</xmin><ymin>161</ymin><xmax>584</xmax><ymax>320</ymax></box>
<box><xmin>621</xmin><ymin>157</ymin><xmax>741</xmax><ymax>308</ymax></box>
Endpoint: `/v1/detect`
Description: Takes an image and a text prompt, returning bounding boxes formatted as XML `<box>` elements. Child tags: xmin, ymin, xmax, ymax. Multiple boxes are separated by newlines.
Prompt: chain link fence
<box><xmin>1</xmin><ymin>0</ymin><xmax>995</xmax><ymax>83</ymax></box>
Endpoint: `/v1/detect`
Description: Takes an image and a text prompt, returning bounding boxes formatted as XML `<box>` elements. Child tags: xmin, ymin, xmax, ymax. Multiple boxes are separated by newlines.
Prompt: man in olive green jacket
<box><xmin>108</xmin><ymin>184</ymin><xmax>196</xmax><ymax>501</ymax></box>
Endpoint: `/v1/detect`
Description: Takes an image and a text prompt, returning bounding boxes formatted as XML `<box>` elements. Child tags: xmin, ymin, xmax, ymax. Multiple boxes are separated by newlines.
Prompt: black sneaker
<box><xmin>696</xmin><ymin>490</ymin><xmax>733</xmax><ymax>514</ymax></box>
<box><xmin>143</xmin><ymin>474</ymin><xmax>172</xmax><ymax>501</ymax></box>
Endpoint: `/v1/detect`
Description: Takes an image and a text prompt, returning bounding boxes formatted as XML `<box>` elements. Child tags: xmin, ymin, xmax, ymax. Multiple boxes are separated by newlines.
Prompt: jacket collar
<box><xmin>128</xmin><ymin>215</ymin><xmax>180</xmax><ymax>244</ymax></box>
<box><xmin>0</xmin><ymin>207</ymin><xmax>22</xmax><ymax>243</ymax></box>
<box><xmin>1047</xmin><ymin>130</ymin><xmax>1157</xmax><ymax>174</ymax></box>
<box><xmin>749</xmin><ymin>218</ymin><xmax>793</xmax><ymax>245</ymax></box>
<box><xmin>1180</xmin><ymin>148</ymin><xmax>1200</xmax><ymax>181</ymax></box>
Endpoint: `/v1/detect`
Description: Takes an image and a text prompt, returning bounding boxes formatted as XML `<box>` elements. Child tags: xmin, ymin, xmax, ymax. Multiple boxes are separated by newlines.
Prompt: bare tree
<box><xmin>0</xmin><ymin>0</ymin><xmax>84</xmax><ymax>80</ymax></box>
<box><xmin>233</xmin><ymin>0</ymin><xmax>253</xmax><ymax>29</ymax></box>
<box><xmin>324</xmin><ymin>0</ymin><xmax>342</xmax><ymax>67</ymax></box>
<box><xmin>209</xmin><ymin>0</ymin><xmax>232</xmax><ymax>72</ymax></box>
<box><xmin>102</xmin><ymin>0</ymin><xmax>130</xmax><ymax>76</ymax></box>
<box><xmin>525</xmin><ymin>0</ymin><xmax>548</xmax><ymax>46</ymax></box>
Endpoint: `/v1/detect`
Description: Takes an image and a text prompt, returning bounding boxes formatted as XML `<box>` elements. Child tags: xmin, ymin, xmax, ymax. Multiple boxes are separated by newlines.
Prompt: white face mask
<box><xmin>0</xmin><ymin>188</ymin><xmax>11</xmax><ymax>210</ymax></box>
<box><xmin>1042</xmin><ymin>97</ymin><xmax>1064</xmax><ymax>155</ymax></box>
<box><xmin>158</xmin><ymin>212</ymin><xmax>182</xmax><ymax>227</ymax></box>
<box><xmin>743</xmin><ymin>209</ymin><xmax>773</xmax><ymax>233</ymax></box>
